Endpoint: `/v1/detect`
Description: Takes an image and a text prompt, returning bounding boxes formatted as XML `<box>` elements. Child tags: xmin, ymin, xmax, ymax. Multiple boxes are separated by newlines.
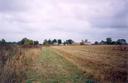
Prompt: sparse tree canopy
<box><xmin>94</xmin><ymin>38</ymin><xmax>127</xmax><ymax>45</ymax></box>
<box><xmin>106</xmin><ymin>38</ymin><xmax>112</xmax><ymax>45</ymax></box>
<box><xmin>48</xmin><ymin>39</ymin><xmax>52</xmax><ymax>45</ymax></box>
<box><xmin>18</xmin><ymin>38</ymin><xmax>39</xmax><ymax>45</ymax></box>
<box><xmin>34</xmin><ymin>41</ymin><xmax>39</xmax><ymax>45</ymax></box>
<box><xmin>0</xmin><ymin>39</ymin><xmax>6</xmax><ymax>45</ymax></box>
<box><xmin>0</xmin><ymin>37</ymin><xmax>127</xmax><ymax>46</ymax></box>
<box><xmin>52</xmin><ymin>39</ymin><xmax>57</xmax><ymax>44</ymax></box>
<box><xmin>94</xmin><ymin>41</ymin><xmax>99</xmax><ymax>45</ymax></box>
<box><xmin>58</xmin><ymin>39</ymin><xmax>62</xmax><ymax>45</ymax></box>
<box><xmin>43</xmin><ymin>39</ymin><xmax>48</xmax><ymax>45</ymax></box>
<box><xmin>66</xmin><ymin>39</ymin><xmax>74</xmax><ymax>44</ymax></box>
<box><xmin>117</xmin><ymin>39</ymin><xmax>127</xmax><ymax>45</ymax></box>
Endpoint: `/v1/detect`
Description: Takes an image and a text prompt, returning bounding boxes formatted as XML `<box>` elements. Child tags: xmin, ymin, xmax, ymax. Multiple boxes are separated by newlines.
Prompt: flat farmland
<box><xmin>25</xmin><ymin>47</ymin><xmax>91</xmax><ymax>83</ymax></box>
<box><xmin>0</xmin><ymin>46</ymin><xmax>93</xmax><ymax>83</ymax></box>
<box><xmin>0</xmin><ymin>45</ymin><xmax>128</xmax><ymax>83</ymax></box>
<box><xmin>52</xmin><ymin>45</ymin><xmax>128</xmax><ymax>83</ymax></box>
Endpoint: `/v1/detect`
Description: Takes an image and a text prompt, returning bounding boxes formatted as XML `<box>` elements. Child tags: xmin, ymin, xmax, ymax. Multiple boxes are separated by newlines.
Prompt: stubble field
<box><xmin>0</xmin><ymin>45</ymin><xmax>128</xmax><ymax>83</ymax></box>
<box><xmin>52</xmin><ymin>45</ymin><xmax>128</xmax><ymax>83</ymax></box>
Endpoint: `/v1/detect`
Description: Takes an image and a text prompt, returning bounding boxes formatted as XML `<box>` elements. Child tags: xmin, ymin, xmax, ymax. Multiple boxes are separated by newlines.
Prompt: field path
<box><xmin>25</xmin><ymin>47</ymin><xmax>93</xmax><ymax>83</ymax></box>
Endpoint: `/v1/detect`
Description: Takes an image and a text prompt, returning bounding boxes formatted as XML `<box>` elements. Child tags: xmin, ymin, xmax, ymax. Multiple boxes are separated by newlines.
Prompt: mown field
<box><xmin>0</xmin><ymin>45</ymin><xmax>128</xmax><ymax>83</ymax></box>
<box><xmin>52</xmin><ymin>45</ymin><xmax>128</xmax><ymax>83</ymax></box>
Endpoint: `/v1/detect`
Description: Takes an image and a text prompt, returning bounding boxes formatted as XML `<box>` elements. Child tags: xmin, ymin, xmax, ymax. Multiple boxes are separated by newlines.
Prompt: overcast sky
<box><xmin>0</xmin><ymin>0</ymin><xmax>127</xmax><ymax>42</ymax></box>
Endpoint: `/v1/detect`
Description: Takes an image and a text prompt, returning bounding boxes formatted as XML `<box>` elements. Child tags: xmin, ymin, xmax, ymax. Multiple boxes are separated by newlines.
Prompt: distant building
<box><xmin>53</xmin><ymin>42</ymin><xmax>58</xmax><ymax>45</ymax></box>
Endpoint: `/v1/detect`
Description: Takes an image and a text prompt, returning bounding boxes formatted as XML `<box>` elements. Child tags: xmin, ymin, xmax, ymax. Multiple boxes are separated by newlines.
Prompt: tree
<box><xmin>94</xmin><ymin>41</ymin><xmax>99</xmax><ymax>45</ymax></box>
<box><xmin>58</xmin><ymin>39</ymin><xmax>62</xmax><ymax>45</ymax></box>
<box><xmin>100</xmin><ymin>40</ymin><xmax>106</xmax><ymax>45</ymax></box>
<box><xmin>63</xmin><ymin>41</ymin><xmax>67</xmax><ymax>45</ymax></box>
<box><xmin>0</xmin><ymin>39</ymin><xmax>6</xmax><ymax>45</ymax></box>
<box><xmin>34</xmin><ymin>41</ymin><xmax>39</xmax><ymax>45</ymax></box>
<box><xmin>111</xmin><ymin>41</ymin><xmax>117</xmax><ymax>45</ymax></box>
<box><xmin>24</xmin><ymin>40</ymin><xmax>30</xmax><ymax>45</ymax></box>
<box><xmin>66</xmin><ymin>39</ymin><xmax>74</xmax><ymax>44</ymax></box>
<box><xmin>106</xmin><ymin>38</ymin><xmax>112</xmax><ymax>45</ymax></box>
<box><xmin>117</xmin><ymin>39</ymin><xmax>127</xmax><ymax>45</ymax></box>
<box><xmin>43</xmin><ymin>39</ymin><xmax>48</xmax><ymax>45</ymax></box>
<box><xmin>18</xmin><ymin>38</ymin><xmax>38</xmax><ymax>45</ymax></box>
<box><xmin>52</xmin><ymin>39</ymin><xmax>57</xmax><ymax>44</ymax></box>
<box><xmin>85</xmin><ymin>39</ymin><xmax>88</xmax><ymax>43</ymax></box>
<box><xmin>29</xmin><ymin>40</ymin><xmax>33</xmax><ymax>45</ymax></box>
<box><xmin>48</xmin><ymin>39</ymin><xmax>52</xmax><ymax>45</ymax></box>
<box><xmin>19</xmin><ymin>38</ymin><xmax>28</xmax><ymax>45</ymax></box>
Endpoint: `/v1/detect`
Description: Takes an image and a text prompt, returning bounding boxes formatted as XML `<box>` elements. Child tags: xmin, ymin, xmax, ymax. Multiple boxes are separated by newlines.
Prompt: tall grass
<box><xmin>0</xmin><ymin>45</ymin><xmax>41</xmax><ymax>83</ymax></box>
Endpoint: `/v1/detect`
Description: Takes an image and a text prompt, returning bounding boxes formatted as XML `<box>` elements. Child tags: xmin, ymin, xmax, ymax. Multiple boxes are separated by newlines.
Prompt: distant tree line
<box><xmin>0</xmin><ymin>38</ymin><xmax>39</xmax><ymax>45</ymax></box>
<box><xmin>80</xmin><ymin>39</ymin><xmax>91</xmax><ymax>45</ymax></box>
<box><xmin>94</xmin><ymin>38</ymin><xmax>127</xmax><ymax>45</ymax></box>
<box><xmin>0</xmin><ymin>39</ymin><xmax>17</xmax><ymax>45</ymax></box>
<box><xmin>18</xmin><ymin>38</ymin><xmax>39</xmax><ymax>45</ymax></box>
<box><xmin>43</xmin><ymin>39</ymin><xmax>74</xmax><ymax>45</ymax></box>
<box><xmin>0</xmin><ymin>37</ymin><xmax>127</xmax><ymax>46</ymax></box>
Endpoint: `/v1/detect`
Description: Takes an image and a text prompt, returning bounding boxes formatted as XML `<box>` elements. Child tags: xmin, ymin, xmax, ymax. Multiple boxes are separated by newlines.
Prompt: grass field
<box><xmin>52</xmin><ymin>45</ymin><xmax>128</xmax><ymax>83</ymax></box>
<box><xmin>0</xmin><ymin>45</ymin><xmax>128</xmax><ymax>83</ymax></box>
<box><xmin>25</xmin><ymin>47</ymin><xmax>93</xmax><ymax>83</ymax></box>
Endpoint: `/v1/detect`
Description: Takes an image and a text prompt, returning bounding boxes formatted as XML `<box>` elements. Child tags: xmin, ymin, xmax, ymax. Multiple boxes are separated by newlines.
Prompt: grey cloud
<box><xmin>90</xmin><ymin>17</ymin><xmax>128</xmax><ymax>28</ymax></box>
<box><xmin>0</xmin><ymin>0</ymin><xmax>127</xmax><ymax>42</ymax></box>
<box><xmin>0</xmin><ymin>0</ymin><xmax>28</xmax><ymax>12</ymax></box>
<box><xmin>89</xmin><ymin>0</ymin><xmax>128</xmax><ymax>28</ymax></box>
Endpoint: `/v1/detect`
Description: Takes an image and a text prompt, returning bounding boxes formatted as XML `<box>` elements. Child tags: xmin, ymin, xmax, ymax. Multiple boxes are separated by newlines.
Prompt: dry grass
<box><xmin>25</xmin><ymin>47</ymin><xmax>89</xmax><ymax>83</ymax></box>
<box><xmin>1</xmin><ymin>45</ymin><xmax>127</xmax><ymax>83</ymax></box>
<box><xmin>0</xmin><ymin>45</ymin><xmax>41</xmax><ymax>83</ymax></box>
<box><xmin>52</xmin><ymin>45</ymin><xmax>128</xmax><ymax>83</ymax></box>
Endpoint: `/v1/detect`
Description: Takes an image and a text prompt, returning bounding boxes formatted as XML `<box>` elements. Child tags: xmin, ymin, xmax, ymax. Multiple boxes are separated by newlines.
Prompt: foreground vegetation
<box><xmin>0</xmin><ymin>45</ymin><xmax>127</xmax><ymax>83</ymax></box>
<box><xmin>0</xmin><ymin>45</ymin><xmax>41</xmax><ymax>83</ymax></box>
<box><xmin>0</xmin><ymin>45</ymin><xmax>94</xmax><ymax>83</ymax></box>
